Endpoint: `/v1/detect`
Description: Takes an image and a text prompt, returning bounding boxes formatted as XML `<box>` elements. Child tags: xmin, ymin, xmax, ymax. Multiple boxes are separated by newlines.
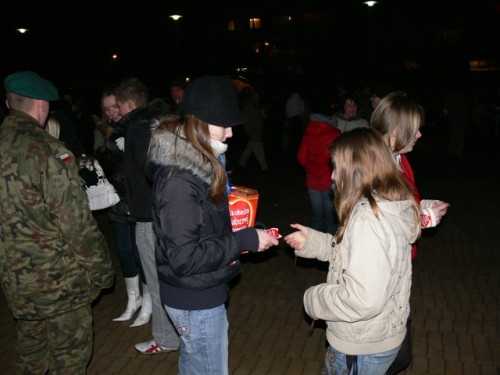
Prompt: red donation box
<box><xmin>228</xmin><ymin>186</ymin><xmax>259</xmax><ymax>232</ymax></box>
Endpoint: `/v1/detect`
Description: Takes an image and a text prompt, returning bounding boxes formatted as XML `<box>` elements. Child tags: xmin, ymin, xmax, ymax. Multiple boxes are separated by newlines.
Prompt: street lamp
<box><xmin>16</xmin><ymin>28</ymin><xmax>29</xmax><ymax>68</ymax></box>
<box><xmin>169</xmin><ymin>15</ymin><xmax>183</xmax><ymax>75</ymax></box>
<box><xmin>169</xmin><ymin>14</ymin><xmax>182</xmax><ymax>21</ymax></box>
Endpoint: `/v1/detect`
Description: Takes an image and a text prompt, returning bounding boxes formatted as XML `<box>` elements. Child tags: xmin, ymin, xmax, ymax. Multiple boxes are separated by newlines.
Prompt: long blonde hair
<box><xmin>153</xmin><ymin>114</ymin><xmax>227</xmax><ymax>202</ymax></box>
<box><xmin>45</xmin><ymin>114</ymin><xmax>60</xmax><ymax>139</ymax></box>
<box><xmin>329</xmin><ymin>128</ymin><xmax>419</xmax><ymax>242</ymax></box>
<box><xmin>370</xmin><ymin>91</ymin><xmax>424</xmax><ymax>153</ymax></box>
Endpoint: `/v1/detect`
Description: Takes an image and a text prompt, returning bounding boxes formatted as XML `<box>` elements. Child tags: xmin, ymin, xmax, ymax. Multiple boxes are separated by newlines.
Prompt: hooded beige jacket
<box><xmin>297</xmin><ymin>197</ymin><xmax>420</xmax><ymax>355</ymax></box>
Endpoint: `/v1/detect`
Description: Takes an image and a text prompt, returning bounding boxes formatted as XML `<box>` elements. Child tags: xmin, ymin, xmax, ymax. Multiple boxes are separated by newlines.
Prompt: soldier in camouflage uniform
<box><xmin>0</xmin><ymin>71</ymin><xmax>115</xmax><ymax>374</ymax></box>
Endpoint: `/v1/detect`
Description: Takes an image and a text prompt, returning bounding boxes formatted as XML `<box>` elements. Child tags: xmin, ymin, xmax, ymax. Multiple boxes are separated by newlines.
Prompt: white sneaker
<box><xmin>135</xmin><ymin>339</ymin><xmax>178</xmax><ymax>355</ymax></box>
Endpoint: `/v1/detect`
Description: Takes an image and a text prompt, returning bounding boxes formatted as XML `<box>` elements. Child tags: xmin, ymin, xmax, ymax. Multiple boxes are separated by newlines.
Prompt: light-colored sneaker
<box><xmin>135</xmin><ymin>339</ymin><xmax>179</xmax><ymax>355</ymax></box>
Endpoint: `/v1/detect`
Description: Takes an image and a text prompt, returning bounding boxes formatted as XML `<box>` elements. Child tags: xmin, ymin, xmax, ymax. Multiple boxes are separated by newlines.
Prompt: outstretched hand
<box><xmin>431</xmin><ymin>201</ymin><xmax>450</xmax><ymax>226</ymax></box>
<box><xmin>284</xmin><ymin>223</ymin><xmax>308</xmax><ymax>250</ymax></box>
<box><xmin>256</xmin><ymin>229</ymin><xmax>279</xmax><ymax>252</ymax></box>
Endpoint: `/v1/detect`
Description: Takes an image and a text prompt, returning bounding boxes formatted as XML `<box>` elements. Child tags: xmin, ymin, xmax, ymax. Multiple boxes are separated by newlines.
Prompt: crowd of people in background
<box><xmin>0</xmin><ymin>68</ymin><xmax>496</xmax><ymax>374</ymax></box>
<box><xmin>2</xmin><ymin>75</ymin><xmax>497</xmax><ymax>168</ymax></box>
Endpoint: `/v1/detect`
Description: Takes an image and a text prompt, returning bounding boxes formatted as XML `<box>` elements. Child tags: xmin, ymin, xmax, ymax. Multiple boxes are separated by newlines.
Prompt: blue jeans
<box><xmin>165</xmin><ymin>304</ymin><xmax>229</xmax><ymax>375</ymax></box>
<box><xmin>308</xmin><ymin>189</ymin><xmax>336</xmax><ymax>234</ymax></box>
<box><xmin>136</xmin><ymin>222</ymin><xmax>179</xmax><ymax>347</ymax></box>
<box><xmin>112</xmin><ymin>221</ymin><xmax>144</xmax><ymax>280</ymax></box>
<box><xmin>323</xmin><ymin>345</ymin><xmax>401</xmax><ymax>375</ymax></box>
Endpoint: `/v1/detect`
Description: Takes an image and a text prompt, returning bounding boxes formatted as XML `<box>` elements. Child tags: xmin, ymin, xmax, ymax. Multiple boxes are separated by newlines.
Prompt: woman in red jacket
<box><xmin>297</xmin><ymin>97</ymin><xmax>341</xmax><ymax>234</ymax></box>
<box><xmin>371</xmin><ymin>91</ymin><xmax>450</xmax><ymax>374</ymax></box>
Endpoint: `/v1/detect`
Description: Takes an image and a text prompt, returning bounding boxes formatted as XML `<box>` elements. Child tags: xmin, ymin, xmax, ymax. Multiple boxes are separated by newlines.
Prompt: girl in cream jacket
<box><xmin>285</xmin><ymin>128</ymin><xmax>420</xmax><ymax>375</ymax></box>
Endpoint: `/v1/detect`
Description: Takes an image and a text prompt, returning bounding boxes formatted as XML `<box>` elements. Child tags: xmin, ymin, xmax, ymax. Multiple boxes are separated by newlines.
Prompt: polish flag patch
<box><xmin>59</xmin><ymin>153</ymin><xmax>72</xmax><ymax>164</ymax></box>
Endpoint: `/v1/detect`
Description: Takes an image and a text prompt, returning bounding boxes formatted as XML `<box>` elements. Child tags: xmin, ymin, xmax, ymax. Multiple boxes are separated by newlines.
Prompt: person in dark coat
<box><xmin>148</xmin><ymin>75</ymin><xmax>278</xmax><ymax>374</ymax></box>
<box><xmin>96</xmin><ymin>85</ymin><xmax>147</xmax><ymax>327</ymax></box>
<box><xmin>114</xmin><ymin>77</ymin><xmax>179</xmax><ymax>354</ymax></box>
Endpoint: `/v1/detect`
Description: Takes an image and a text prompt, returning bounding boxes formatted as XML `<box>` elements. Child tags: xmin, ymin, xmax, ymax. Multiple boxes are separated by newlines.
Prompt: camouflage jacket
<box><xmin>0</xmin><ymin>110</ymin><xmax>114</xmax><ymax>320</ymax></box>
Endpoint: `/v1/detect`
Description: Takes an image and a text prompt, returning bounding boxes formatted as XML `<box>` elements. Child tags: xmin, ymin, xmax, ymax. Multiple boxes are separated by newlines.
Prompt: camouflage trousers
<box><xmin>14</xmin><ymin>305</ymin><xmax>93</xmax><ymax>375</ymax></box>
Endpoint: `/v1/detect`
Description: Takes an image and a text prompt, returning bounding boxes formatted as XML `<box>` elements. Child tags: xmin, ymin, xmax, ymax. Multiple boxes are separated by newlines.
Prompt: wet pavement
<box><xmin>1</xmin><ymin>129</ymin><xmax>499</xmax><ymax>374</ymax></box>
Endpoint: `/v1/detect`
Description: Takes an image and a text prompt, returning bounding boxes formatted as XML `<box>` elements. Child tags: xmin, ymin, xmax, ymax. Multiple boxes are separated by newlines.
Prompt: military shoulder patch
<box><xmin>59</xmin><ymin>152</ymin><xmax>72</xmax><ymax>164</ymax></box>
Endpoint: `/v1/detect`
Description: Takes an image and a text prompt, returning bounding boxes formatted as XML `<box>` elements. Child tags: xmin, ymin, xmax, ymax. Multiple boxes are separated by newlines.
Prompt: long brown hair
<box><xmin>100</xmin><ymin>85</ymin><xmax>118</xmax><ymax>140</ymax></box>
<box><xmin>154</xmin><ymin>114</ymin><xmax>227</xmax><ymax>202</ymax></box>
<box><xmin>329</xmin><ymin>128</ymin><xmax>419</xmax><ymax>242</ymax></box>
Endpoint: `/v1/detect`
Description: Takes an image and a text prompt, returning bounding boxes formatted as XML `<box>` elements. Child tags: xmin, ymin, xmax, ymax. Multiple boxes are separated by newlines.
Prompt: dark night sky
<box><xmin>2</xmin><ymin>0</ymin><xmax>500</xmax><ymax>93</ymax></box>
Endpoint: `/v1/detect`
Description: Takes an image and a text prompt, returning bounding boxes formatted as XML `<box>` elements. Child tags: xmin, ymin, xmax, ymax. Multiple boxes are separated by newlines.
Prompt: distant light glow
<box><xmin>169</xmin><ymin>15</ymin><xmax>183</xmax><ymax>21</ymax></box>
<box><xmin>17</xmin><ymin>28</ymin><xmax>29</xmax><ymax>34</ymax></box>
<box><xmin>364</xmin><ymin>1</ymin><xmax>378</xmax><ymax>7</ymax></box>
<box><xmin>112</xmin><ymin>54</ymin><xmax>118</xmax><ymax>60</ymax></box>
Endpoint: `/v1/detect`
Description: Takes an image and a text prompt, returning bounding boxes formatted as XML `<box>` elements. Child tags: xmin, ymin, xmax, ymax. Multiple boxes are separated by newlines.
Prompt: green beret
<box><xmin>4</xmin><ymin>71</ymin><xmax>59</xmax><ymax>101</ymax></box>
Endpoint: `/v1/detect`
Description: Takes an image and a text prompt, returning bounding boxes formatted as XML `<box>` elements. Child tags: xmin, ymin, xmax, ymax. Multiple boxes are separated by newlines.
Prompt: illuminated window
<box><xmin>469</xmin><ymin>60</ymin><xmax>489</xmax><ymax>71</ymax></box>
<box><xmin>228</xmin><ymin>18</ymin><xmax>246</xmax><ymax>31</ymax></box>
<box><xmin>249</xmin><ymin>18</ymin><xmax>261</xmax><ymax>29</ymax></box>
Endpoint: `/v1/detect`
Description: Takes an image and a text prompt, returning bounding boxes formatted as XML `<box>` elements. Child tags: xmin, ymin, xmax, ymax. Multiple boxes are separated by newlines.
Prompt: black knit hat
<box><xmin>180</xmin><ymin>75</ymin><xmax>245</xmax><ymax>127</ymax></box>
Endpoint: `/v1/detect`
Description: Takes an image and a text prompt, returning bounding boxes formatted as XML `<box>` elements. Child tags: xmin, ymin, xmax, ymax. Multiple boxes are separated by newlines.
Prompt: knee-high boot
<box><xmin>130</xmin><ymin>283</ymin><xmax>152</xmax><ymax>327</ymax></box>
<box><xmin>113</xmin><ymin>275</ymin><xmax>143</xmax><ymax>322</ymax></box>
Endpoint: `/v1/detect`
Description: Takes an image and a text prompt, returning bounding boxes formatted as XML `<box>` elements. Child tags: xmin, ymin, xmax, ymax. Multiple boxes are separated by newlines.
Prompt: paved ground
<box><xmin>1</xmin><ymin>128</ymin><xmax>499</xmax><ymax>374</ymax></box>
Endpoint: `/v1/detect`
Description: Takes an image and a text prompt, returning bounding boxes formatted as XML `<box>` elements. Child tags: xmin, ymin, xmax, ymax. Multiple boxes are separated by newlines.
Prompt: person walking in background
<box><xmin>238</xmin><ymin>89</ymin><xmax>268</xmax><ymax>171</ymax></box>
<box><xmin>370</xmin><ymin>84</ymin><xmax>394</xmax><ymax>110</ymax></box>
<box><xmin>285</xmin><ymin>89</ymin><xmax>305</xmax><ymax>153</ymax></box>
<box><xmin>334</xmin><ymin>92</ymin><xmax>369</xmax><ymax>132</ymax></box>
<box><xmin>169</xmin><ymin>77</ymin><xmax>186</xmax><ymax>114</ymax></box>
<box><xmin>0</xmin><ymin>71</ymin><xmax>114</xmax><ymax>373</ymax></box>
<box><xmin>114</xmin><ymin>77</ymin><xmax>180</xmax><ymax>354</ymax></box>
<box><xmin>59</xmin><ymin>92</ymin><xmax>97</xmax><ymax>157</ymax></box>
<box><xmin>148</xmin><ymin>75</ymin><xmax>278</xmax><ymax>375</ymax></box>
<box><xmin>371</xmin><ymin>91</ymin><xmax>450</xmax><ymax>374</ymax></box>
<box><xmin>357</xmin><ymin>84</ymin><xmax>374</xmax><ymax>121</ymax></box>
<box><xmin>51</xmin><ymin>98</ymin><xmax>79</xmax><ymax>156</ymax></box>
<box><xmin>297</xmin><ymin>95</ymin><xmax>341</xmax><ymax>234</ymax></box>
<box><xmin>96</xmin><ymin>85</ymin><xmax>148</xmax><ymax>326</ymax></box>
<box><xmin>285</xmin><ymin>128</ymin><xmax>421</xmax><ymax>375</ymax></box>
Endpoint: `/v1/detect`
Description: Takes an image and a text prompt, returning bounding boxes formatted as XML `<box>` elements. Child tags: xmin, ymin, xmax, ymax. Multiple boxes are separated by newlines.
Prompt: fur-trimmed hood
<box><xmin>149</xmin><ymin>126</ymin><xmax>214</xmax><ymax>186</ymax></box>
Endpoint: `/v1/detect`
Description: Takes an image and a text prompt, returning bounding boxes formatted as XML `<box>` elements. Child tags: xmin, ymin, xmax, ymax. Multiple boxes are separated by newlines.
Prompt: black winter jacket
<box><xmin>148</xmin><ymin>126</ymin><xmax>258</xmax><ymax>310</ymax></box>
<box><xmin>94</xmin><ymin>122</ymin><xmax>134</xmax><ymax>223</ymax></box>
<box><xmin>120</xmin><ymin>98</ymin><xmax>171</xmax><ymax>221</ymax></box>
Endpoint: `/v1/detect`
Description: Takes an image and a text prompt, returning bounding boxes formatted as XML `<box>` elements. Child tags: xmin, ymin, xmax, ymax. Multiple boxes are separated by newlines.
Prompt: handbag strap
<box><xmin>93</xmin><ymin>159</ymin><xmax>106</xmax><ymax>181</ymax></box>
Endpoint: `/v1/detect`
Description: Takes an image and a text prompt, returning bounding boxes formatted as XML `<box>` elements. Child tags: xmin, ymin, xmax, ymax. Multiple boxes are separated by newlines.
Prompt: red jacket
<box><xmin>297</xmin><ymin>120</ymin><xmax>341</xmax><ymax>190</ymax></box>
<box><xmin>399</xmin><ymin>154</ymin><xmax>420</xmax><ymax>259</ymax></box>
